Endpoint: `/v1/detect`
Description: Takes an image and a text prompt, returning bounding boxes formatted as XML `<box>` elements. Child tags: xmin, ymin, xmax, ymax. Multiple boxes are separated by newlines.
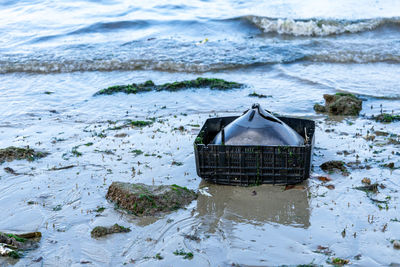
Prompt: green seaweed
<box><xmin>131</xmin><ymin>149</ymin><xmax>144</xmax><ymax>156</ymax></box>
<box><xmin>96</xmin><ymin>207</ymin><xmax>106</xmax><ymax>213</ymax></box>
<box><xmin>6</xmin><ymin>233</ymin><xmax>26</xmax><ymax>243</ymax></box>
<box><xmin>127</xmin><ymin>120</ymin><xmax>154</xmax><ymax>127</ymax></box>
<box><xmin>154</xmin><ymin>253</ymin><xmax>163</xmax><ymax>260</ymax></box>
<box><xmin>8</xmin><ymin>250</ymin><xmax>22</xmax><ymax>259</ymax></box>
<box><xmin>171</xmin><ymin>184</ymin><xmax>190</xmax><ymax>192</ymax></box>
<box><xmin>0</xmin><ymin>146</ymin><xmax>48</xmax><ymax>164</ymax></box>
<box><xmin>248</xmin><ymin>92</ymin><xmax>271</xmax><ymax>98</ymax></box>
<box><xmin>71</xmin><ymin>146</ymin><xmax>82</xmax><ymax>157</ymax></box>
<box><xmin>94</xmin><ymin>77</ymin><xmax>243</xmax><ymax>96</ymax></box>
<box><xmin>171</xmin><ymin>161</ymin><xmax>183</xmax><ymax>166</ymax></box>
<box><xmin>330</xmin><ymin>257</ymin><xmax>349</xmax><ymax>265</ymax></box>
<box><xmin>194</xmin><ymin>136</ymin><xmax>203</xmax><ymax>144</ymax></box>
<box><xmin>373</xmin><ymin>113</ymin><xmax>400</xmax><ymax>123</ymax></box>
<box><xmin>173</xmin><ymin>249</ymin><xmax>194</xmax><ymax>260</ymax></box>
<box><xmin>131</xmin><ymin>149</ymin><xmax>143</xmax><ymax>156</ymax></box>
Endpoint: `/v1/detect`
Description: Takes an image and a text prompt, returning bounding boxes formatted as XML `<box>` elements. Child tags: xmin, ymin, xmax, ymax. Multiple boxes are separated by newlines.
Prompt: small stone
<box><xmin>114</xmin><ymin>133</ymin><xmax>128</xmax><ymax>138</ymax></box>
<box><xmin>374</xmin><ymin>131</ymin><xmax>389</xmax><ymax>136</ymax></box>
<box><xmin>362</xmin><ymin>178</ymin><xmax>371</xmax><ymax>185</ymax></box>
<box><xmin>393</xmin><ymin>241</ymin><xmax>400</xmax><ymax>249</ymax></box>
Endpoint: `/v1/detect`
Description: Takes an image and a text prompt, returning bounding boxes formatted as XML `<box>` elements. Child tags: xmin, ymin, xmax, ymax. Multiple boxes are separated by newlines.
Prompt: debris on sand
<box><xmin>0</xmin><ymin>232</ymin><xmax>42</xmax><ymax>259</ymax></box>
<box><xmin>106</xmin><ymin>182</ymin><xmax>197</xmax><ymax>216</ymax></box>
<box><xmin>382</xmin><ymin>162</ymin><xmax>396</xmax><ymax>169</ymax></box>
<box><xmin>90</xmin><ymin>224</ymin><xmax>131</xmax><ymax>238</ymax></box>
<box><xmin>94</xmin><ymin>77</ymin><xmax>243</xmax><ymax>95</ymax></box>
<box><xmin>314</xmin><ymin>93</ymin><xmax>362</xmax><ymax>116</ymax></box>
<box><xmin>0</xmin><ymin>146</ymin><xmax>48</xmax><ymax>164</ymax></box>
<box><xmin>320</xmin><ymin>160</ymin><xmax>348</xmax><ymax>175</ymax></box>
<box><xmin>4</xmin><ymin>167</ymin><xmax>19</xmax><ymax>175</ymax></box>
<box><xmin>354</xmin><ymin>183</ymin><xmax>379</xmax><ymax>193</ymax></box>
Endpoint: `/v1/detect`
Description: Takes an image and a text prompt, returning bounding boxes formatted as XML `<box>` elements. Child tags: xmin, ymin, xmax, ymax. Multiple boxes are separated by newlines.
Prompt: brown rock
<box><xmin>361</xmin><ymin>178</ymin><xmax>371</xmax><ymax>185</ymax></box>
<box><xmin>106</xmin><ymin>182</ymin><xmax>197</xmax><ymax>216</ymax></box>
<box><xmin>91</xmin><ymin>224</ymin><xmax>130</xmax><ymax>238</ymax></box>
<box><xmin>314</xmin><ymin>93</ymin><xmax>362</xmax><ymax>116</ymax></box>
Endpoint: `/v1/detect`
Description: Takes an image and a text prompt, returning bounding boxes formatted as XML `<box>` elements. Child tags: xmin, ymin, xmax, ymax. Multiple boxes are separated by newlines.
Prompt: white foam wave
<box><xmin>0</xmin><ymin>49</ymin><xmax>399</xmax><ymax>74</ymax></box>
<box><xmin>249</xmin><ymin>16</ymin><xmax>399</xmax><ymax>36</ymax></box>
<box><xmin>0</xmin><ymin>59</ymin><xmax>241</xmax><ymax>74</ymax></box>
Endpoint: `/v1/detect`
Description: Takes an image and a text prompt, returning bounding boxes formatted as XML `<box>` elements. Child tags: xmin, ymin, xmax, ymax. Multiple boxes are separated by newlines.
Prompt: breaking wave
<box><xmin>1</xmin><ymin>52</ymin><xmax>399</xmax><ymax>74</ymax></box>
<box><xmin>247</xmin><ymin>16</ymin><xmax>400</xmax><ymax>36</ymax></box>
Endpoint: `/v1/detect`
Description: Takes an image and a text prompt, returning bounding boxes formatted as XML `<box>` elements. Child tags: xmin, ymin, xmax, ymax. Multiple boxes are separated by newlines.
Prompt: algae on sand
<box><xmin>320</xmin><ymin>160</ymin><xmax>349</xmax><ymax>175</ymax></box>
<box><xmin>0</xmin><ymin>146</ymin><xmax>48</xmax><ymax>164</ymax></box>
<box><xmin>94</xmin><ymin>77</ymin><xmax>243</xmax><ymax>96</ymax></box>
<box><xmin>106</xmin><ymin>182</ymin><xmax>197</xmax><ymax>216</ymax></box>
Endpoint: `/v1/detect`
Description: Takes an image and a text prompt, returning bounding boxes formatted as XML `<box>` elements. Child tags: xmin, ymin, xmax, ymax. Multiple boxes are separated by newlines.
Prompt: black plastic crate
<box><xmin>194</xmin><ymin>116</ymin><xmax>315</xmax><ymax>185</ymax></box>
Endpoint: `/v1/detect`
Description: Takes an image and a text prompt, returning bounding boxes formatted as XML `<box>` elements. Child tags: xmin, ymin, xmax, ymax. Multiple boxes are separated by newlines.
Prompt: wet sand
<box><xmin>0</xmin><ymin>66</ymin><xmax>399</xmax><ymax>266</ymax></box>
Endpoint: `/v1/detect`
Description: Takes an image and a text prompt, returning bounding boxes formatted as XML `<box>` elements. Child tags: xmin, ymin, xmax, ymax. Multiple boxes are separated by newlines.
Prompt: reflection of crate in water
<box><xmin>196</xmin><ymin>182</ymin><xmax>310</xmax><ymax>228</ymax></box>
<box><xmin>194</xmin><ymin>116</ymin><xmax>315</xmax><ymax>185</ymax></box>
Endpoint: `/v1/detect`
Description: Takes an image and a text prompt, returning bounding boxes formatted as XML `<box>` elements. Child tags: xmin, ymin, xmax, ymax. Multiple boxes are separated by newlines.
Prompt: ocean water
<box><xmin>1</xmin><ymin>0</ymin><xmax>400</xmax><ymax>266</ymax></box>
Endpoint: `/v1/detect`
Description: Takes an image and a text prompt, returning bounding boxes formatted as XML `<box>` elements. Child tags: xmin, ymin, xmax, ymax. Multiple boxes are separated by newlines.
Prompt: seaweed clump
<box><xmin>0</xmin><ymin>232</ymin><xmax>41</xmax><ymax>259</ymax></box>
<box><xmin>0</xmin><ymin>146</ymin><xmax>48</xmax><ymax>164</ymax></box>
<box><xmin>94</xmin><ymin>78</ymin><xmax>243</xmax><ymax>96</ymax></box>
<box><xmin>248</xmin><ymin>92</ymin><xmax>270</xmax><ymax>98</ymax></box>
<box><xmin>106</xmin><ymin>182</ymin><xmax>197</xmax><ymax>216</ymax></box>
<box><xmin>314</xmin><ymin>93</ymin><xmax>362</xmax><ymax>116</ymax></box>
<box><xmin>90</xmin><ymin>224</ymin><xmax>131</xmax><ymax>238</ymax></box>
<box><xmin>320</xmin><ymin>160</ymin><xmax>349</xmax><ymax>175</ymax></box>
<box><xmin>371</xmin><ymin>113</ymin><xmax>400</xmax><ymax>123</ymax></box>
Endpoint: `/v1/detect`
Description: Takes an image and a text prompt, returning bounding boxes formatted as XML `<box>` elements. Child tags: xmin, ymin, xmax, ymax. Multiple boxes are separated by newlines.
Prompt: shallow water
<box><xmin>1</xmin><ymin>0</ymin><xmax>400</xmax><ymax>266</ymax></box>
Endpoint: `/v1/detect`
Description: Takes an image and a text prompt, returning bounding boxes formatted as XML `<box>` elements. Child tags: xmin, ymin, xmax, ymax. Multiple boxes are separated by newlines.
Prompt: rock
<box><xmin>394</xmin><ymin>241</ymin><xmax>400</xmax><ymax>249</ymax></box>
<box><xmin>374</xmin><ymin>131</ymin><xmax>389</xmax><ymax>136</ymax></box>
<box><xmin>0</xmin><ymin>146</ymin><xmax>48</xmax><ymax>164</ymax></box>
<box><xmin>114</xmin><ymin>133</ymin><xmax>127</xmax><ymax>138</ymax></box>
<box><xmin>362</xmin><ymin>178</ymin><xmax>371</xmax><ymax>185</ymax></box>
<box><xmin>372</xmin><ymin>113</ymin><xmax>400</xmax><ymax>123</ymax></box>
<box><xmin>314</xmin><ymin>93</ymin><xmax>362</xmax><ymax>116</ymax></box>
<box><xmin>91</xmin><ymin>224</ymin><xmax>130</xmax><ymax>238</ymax></box>
<box><xmin>320</xmin><ymin>160</ymin><xmax>348</xmax><ymax>175</ymax></box>
<box><xmin>106</xmin><ymin>182</ymin><xmax>197</xmax><ymax>216</ymax></box>
<box><xmin>0</xmin><ymin>232</ymin><xmax>41</xmax><ymax>258</ymax></box>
